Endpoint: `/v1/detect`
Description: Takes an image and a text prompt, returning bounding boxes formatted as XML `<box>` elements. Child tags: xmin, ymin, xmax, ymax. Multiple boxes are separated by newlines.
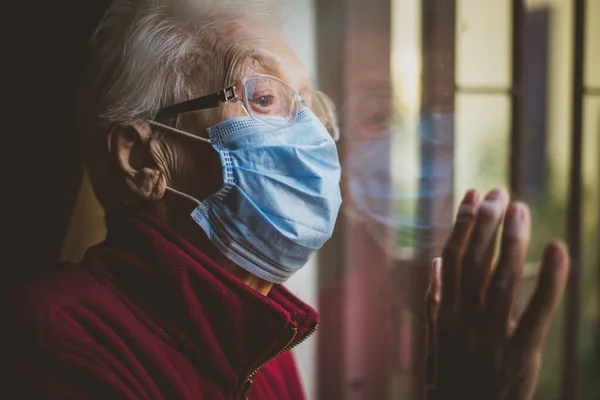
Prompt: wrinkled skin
<box><xmin>426</xmin><ymin>188</ymin><xmax>569</xmax><ymax>400</ymax></box>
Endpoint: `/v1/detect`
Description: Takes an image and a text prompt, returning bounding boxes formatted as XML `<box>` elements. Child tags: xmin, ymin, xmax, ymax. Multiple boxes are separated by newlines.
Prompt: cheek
<box><xmin>219</xmin><ymin>102</ymin><xmax>248</xmax><ymax>120</ymax></box>
<box><xmin>190</xmin><ymin>144</ymin><xmax>224</xmax><ymax>200</ymax></box>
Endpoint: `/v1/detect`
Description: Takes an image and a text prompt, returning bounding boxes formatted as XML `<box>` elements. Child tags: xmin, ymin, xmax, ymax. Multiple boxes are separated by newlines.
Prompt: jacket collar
<box><xmin>81</xmin><ymin>208</ymin><xmax>318</xmax><ymax>392</ymax></box>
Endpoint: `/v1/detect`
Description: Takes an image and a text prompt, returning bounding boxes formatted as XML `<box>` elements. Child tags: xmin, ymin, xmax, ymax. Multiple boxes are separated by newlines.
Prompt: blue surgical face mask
<box><xmin>149</xmin><ymin>107</ymin><xmax>342</xmax><ymax>283</ymax></box>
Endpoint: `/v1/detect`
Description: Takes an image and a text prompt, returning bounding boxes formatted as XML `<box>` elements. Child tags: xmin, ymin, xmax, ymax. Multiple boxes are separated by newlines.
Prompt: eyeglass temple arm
<box><xmin>155</xmin><ymin>86</ymin><xmax>238</xmax><ymax>118</ymax></box>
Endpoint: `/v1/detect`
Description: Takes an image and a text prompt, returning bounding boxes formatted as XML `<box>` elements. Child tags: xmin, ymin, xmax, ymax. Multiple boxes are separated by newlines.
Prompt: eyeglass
<box><xmin>155</xmin><ymin>74</ymin><xmax>340</xmax><ymax>141</ymax></box>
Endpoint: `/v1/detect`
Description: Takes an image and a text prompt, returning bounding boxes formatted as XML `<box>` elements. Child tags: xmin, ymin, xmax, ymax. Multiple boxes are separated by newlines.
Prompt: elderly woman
<box><xmin>6</xmin><ymin>0</ymin><xmax>569</xmax><ymax>399</ymax></box>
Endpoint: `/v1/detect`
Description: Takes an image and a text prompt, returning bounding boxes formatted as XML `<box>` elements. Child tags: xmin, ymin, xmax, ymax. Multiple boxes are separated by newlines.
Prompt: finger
<box><xmin>483</xmin><ymin>202</ymin><xmax>531</xmax><ymax>334</ymax></box>
<box><xmin>425</xmin><ymin>258</ymin><xmax>442</xmax><ymax>387</ymax></box>
<box><xmin>460</xmin><ymin>187</ymin><xmax>509</xmax><ymax>317</ymax></box>
<box><xmin>440</xmin><ymin>189</ymin><xmax>480</xmax><ymax>309</ymax></box>
<box><xmin>511</xmin><ymin>241</ymin><xmax>569</xmax><ymax>354</ymax></box>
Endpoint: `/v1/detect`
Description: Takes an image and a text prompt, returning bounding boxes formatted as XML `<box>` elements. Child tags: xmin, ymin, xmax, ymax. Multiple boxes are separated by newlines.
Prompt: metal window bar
<box><xmin>562</xmin><ymin>0</ymin><xmax>586</xmax><ymax>398</ymax></box>
<box><xmin>455</xmin><ymin>86</ymin><xmax>511</xmax><ymax>95</ymax></box>
<box><xmin>510</xmin><ymin>0</ymin><xmax>525</xmax><ymax>200</ymax></box>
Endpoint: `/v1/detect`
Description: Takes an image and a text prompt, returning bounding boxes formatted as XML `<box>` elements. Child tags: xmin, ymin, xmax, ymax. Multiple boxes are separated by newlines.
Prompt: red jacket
<box><xmin>4</xmin><ymin>210</ymin><xmax>318</xmax><ymax>399</ymax></box>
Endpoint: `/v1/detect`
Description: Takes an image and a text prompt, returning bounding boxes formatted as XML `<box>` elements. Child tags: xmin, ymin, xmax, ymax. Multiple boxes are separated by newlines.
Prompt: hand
<box><xmin>425</xmin><ymin>188</ymin><xmax>569</xmax><ymax>400</ymax></box>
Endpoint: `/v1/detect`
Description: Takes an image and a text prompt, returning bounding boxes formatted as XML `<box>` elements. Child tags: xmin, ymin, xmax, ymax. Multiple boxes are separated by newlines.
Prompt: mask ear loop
<box><xmin>165</xmin><ymin>186</ymin><xmax>202</xmax><ymax>206</ymax></box>
<box><xmin>147</xmin><ymin>120</ymin><xmax>212</xmax><ymax>144</ymax></box>
<box><xmin>146</xmin><ymin>120</ymin><xmax>210</xmax><ymax>206</ymax></box>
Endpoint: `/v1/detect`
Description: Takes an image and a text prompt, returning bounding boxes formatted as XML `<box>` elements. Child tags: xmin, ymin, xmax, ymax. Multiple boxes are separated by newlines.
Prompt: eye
<box><xmin>250</xmin><ymin>94</ymin><xmax>275</xmax><ymax>108</ymax></box>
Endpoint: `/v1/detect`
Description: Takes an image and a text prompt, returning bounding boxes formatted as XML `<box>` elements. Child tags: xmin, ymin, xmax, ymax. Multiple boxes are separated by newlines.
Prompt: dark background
<box><xmin>3</xmin><ymin>1</ymin><xmax>112</xmax><ymax>286</ymax></box>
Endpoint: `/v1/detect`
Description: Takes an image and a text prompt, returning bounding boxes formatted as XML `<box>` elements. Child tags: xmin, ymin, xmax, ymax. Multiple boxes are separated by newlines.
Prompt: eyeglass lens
<box><xmin>242</xmin><ymin>76</ymin><xmax>339</xmax><ymax>140</ymax></box>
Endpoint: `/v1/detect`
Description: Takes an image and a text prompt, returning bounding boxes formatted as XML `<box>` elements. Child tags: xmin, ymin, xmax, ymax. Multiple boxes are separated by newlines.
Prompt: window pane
<box><xmin>586</xmin><ymin>0</ymin><xmax>600</xmax><ymax>88</ymax></box>
<box><xmin>454</xmin><ymin>94</ymin><xmax>510</xmax><ymax>210</ymax></box>
<box><xmin>456</xmin><ymin>0</ymin><xmax>511</xmax><ymax>88</ymax></box>
<box><xmin>391</xmin><ymin>0</ymin><xmax>421</xmax><ymax>251</ymax></box>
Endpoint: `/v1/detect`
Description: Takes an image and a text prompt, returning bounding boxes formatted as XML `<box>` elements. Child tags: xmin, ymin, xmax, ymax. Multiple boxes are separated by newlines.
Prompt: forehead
<box><xmin>228</xmin><ymin>24</ymin><xmax>312</xmax><ymax>92</ymax></box>
<box><xmin>257</xmin><ymin>37</ymin><xmax>312</xmax><ymax>92</ymax></box>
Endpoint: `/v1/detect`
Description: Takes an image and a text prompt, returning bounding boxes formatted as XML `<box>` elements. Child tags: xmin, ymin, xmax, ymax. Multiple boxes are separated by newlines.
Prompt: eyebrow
<box><xmin>250</xmin><ymin>52</ymin><xmax>313</xmax><ymax>92</ymax></box>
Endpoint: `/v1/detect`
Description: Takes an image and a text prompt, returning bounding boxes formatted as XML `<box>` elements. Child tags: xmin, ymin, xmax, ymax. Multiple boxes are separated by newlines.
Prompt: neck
<box><xmin>137</xmin><ymin>195</ymin><xmax>274</xmax><ymax>296</ymax></box>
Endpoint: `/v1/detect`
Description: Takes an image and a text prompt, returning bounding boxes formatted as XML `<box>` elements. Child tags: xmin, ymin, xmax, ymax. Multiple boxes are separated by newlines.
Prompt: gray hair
<box><xmin>76</xmin><ymin>0</ymin><xmax>284</xmax><ymax>211</ymax></box>
<box><xmin>85</xmin><ymin>0</ymin><xmax>282</xmax><ymax>122</ymax></box>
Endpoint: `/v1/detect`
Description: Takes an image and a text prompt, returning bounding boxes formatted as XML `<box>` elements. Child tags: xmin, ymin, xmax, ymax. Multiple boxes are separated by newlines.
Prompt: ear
<box><xmin>107</xmin><ymin>122</ymin><xmax>166</xmax><ymax>202</ymax></box>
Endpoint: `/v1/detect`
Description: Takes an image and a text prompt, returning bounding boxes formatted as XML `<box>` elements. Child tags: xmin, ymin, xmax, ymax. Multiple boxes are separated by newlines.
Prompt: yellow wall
<box><xmin>60</xmin><ymin>169</ymin><xmax>106</xmax><ymax>263</ymax></box>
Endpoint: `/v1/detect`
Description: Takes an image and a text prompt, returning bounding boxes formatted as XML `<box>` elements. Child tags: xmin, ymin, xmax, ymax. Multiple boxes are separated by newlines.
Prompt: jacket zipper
<box><xmin>241</xmin><ymin>323</ymin><xmax>319</xmax><ymax>399</ymax></box>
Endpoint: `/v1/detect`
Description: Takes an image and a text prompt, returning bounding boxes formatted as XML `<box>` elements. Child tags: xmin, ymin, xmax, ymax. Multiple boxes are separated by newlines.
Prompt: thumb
<box><xmin>426</xmin><ymin>258</ymin><xmax>442</xmax><ymax>389</ymax></box>
<box><xmin>426</xmin><ymin>257</ymin><xmax>442</xmax><ymax>327</ymax></box>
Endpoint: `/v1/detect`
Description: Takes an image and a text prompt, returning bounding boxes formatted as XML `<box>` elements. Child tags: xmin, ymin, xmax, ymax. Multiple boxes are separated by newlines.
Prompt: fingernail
<box><xmin>544</xmin><ymin>241</ymin><xmax>568</xmax><ymax>264</ymax></box>
<box><xmin>506</xmin><ymin>204</ymin><xmax>519</xmax><ymax>231</ymax></box>
<box><xmin>485</xmin><ymin>188</ymin><xmax>504</xmax><ymax>201</ymax></box>
<box><xmin>504</xmin><ymin>203</ymin><xmax>529</xmax><ymax>240</ymax></box>
<box><xmin>431</xmin><ymin>258</ymin><xmax>441</xmax><ymax>285</ymax></box>
<box><xmin>462</xmin><ymin>189</ymin><xmax>478</xmax><ymax>206</ymax></box>
<box><xmin>518</xmin><ymin>204</ymin><xmax>528</xmax><ymax>222</ymax></box>
<box><xmin>433</xmin><ymin>258</ymin><xmax>442</xmax><ymax>301</ymax></box>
